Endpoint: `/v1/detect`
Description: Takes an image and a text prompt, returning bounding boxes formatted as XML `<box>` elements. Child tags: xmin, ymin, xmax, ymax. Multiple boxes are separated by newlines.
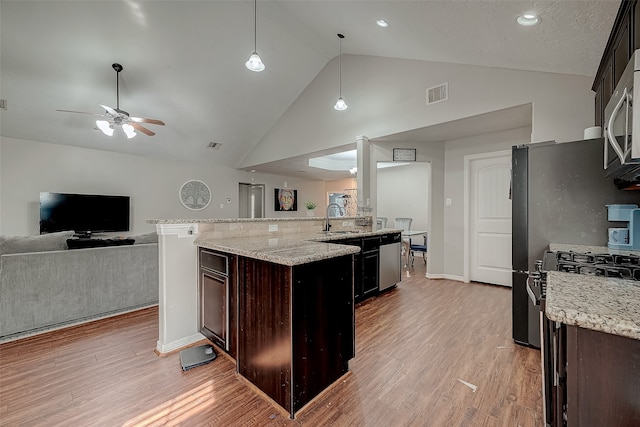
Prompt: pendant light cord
<box><xmin>338</xmin><ymin>34</ymin><xmax>344</xmax><ymax>98</ymax></box>
<box><xmin>339</xmin><ymin>37</ymin><xmax>342</xmax><ymax>97</ymax></box>
<box><xmin>254</xmin><ymin>0</ymin><xmax>257</xmax><ymax>52</ymax></box>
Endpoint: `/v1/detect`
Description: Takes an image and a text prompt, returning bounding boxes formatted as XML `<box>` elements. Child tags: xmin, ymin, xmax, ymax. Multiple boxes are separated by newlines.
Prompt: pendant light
<box><xmin>245</xmin><ymin>0</ymin><xmax>265</xmax><ymax>72</ymax></box>
<box><xmin>334</xmin><ymin>33</ymin><xmax>347</xmax><ymax>110</ymax></box>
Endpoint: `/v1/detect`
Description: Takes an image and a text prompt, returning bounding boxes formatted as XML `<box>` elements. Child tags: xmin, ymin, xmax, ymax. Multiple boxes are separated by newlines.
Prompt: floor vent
<box><xmin>426</xmin><ymin>83</ymin><xmax>448</xmax><ymax>105</ymax></box>
<box><xmin>0</xmin><ymin>99</ymin><xmax>7</xmax><ymax>110</ymax></box>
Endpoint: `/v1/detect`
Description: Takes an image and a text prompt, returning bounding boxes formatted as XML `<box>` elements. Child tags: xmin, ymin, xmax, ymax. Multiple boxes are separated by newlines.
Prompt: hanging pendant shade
<box><xmin>246</xmin><ymin>0</ymin><xmax>265</xmax><ymax>72</ymax></box>
<box><xmin>334</xmin><ymin>97</ymin><xmax>347</xmax><ymax>111</ymax></box>
<box><xmin>334</xmin><ymin>33</ymin><xmax>347</xmax><ymax>110</ymax></box>
<box><xmin>246</xmin><ymin>52</ymin><xmax>265</xmax><ymax>72</ymax></box>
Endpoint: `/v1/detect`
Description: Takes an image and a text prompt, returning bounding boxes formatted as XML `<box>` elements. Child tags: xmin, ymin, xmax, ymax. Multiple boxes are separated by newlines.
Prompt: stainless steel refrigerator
<box><xmin>511</xmin><ymin>138</ymin><xmax>638</xmax><ymax>348</ymax></box>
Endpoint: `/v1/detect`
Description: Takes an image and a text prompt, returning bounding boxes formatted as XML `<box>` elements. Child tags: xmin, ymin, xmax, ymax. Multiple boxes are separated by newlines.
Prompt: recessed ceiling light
<box><xmin>517</xmin><ymin>14</ymin><xmax>540</xmax><ymax>26</ymax></box>
<box><xmin>376</xmin><ymin>19</ymin><xmax>389</xmax><ymax>28</ymax></box>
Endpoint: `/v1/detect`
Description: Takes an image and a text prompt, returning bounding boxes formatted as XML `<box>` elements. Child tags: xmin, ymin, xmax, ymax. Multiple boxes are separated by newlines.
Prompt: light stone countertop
<box><xmin>195</xmin><ymin>229</ymin><xmax>402</xmax><ymax>267</ymax></box>
<box><xmin>545</xmin><ymin>243</ymin><xmax>640</xmax><ymax>340</ymax></box>
<box><xmin>148</xmin><ymin>217</ymin><xmax>359</xmax><ymax>224</ymax></box>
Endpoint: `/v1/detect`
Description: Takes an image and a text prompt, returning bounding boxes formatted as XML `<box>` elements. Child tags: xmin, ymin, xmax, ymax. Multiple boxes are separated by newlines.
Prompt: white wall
<box><xmin>240</xmin><ymin>55</ymin><xmax>594</xmax><ymax>169</ymax></box>
<box><xmin>377</xmin><ymin>163</ymin><xmax>430</xmax><ymax>232</ymax></box>
<box><xmin>0</xmin><ymin>137</ymin><xmax>328</xmax><ymax>236</ymax></box>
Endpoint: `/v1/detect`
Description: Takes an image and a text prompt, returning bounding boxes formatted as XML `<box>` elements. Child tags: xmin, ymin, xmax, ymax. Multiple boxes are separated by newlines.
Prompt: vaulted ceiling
<box><xmin>0</xmin><ymin>1</ymin><xmax>620</xmax><ymax>180</ymax></box>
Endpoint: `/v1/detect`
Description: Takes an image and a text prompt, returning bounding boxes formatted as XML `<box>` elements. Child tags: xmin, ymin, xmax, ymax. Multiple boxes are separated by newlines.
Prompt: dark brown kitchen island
<box><xmin>196</xmin><ymin>234</ymin><xmax>360</xmax><ymax>418</ymax></box>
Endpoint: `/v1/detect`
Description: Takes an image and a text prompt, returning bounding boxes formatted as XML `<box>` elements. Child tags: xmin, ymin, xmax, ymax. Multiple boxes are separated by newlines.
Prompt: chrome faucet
<box><xmin>325</xmin><ymin>203</ymin><xmax>343</xmax><ymax>231</ymax></box>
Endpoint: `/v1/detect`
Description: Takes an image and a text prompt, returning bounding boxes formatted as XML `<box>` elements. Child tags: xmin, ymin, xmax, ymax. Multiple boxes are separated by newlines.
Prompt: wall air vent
<box><xmin>207</xmin><ymin>142</ymin><xmax>223</xmax><ymax>150</ymax></box>
<box><xmin>426</xmin><ymin>83</ymin><xmax>448</xmax><ymax>105</ymax></box>
<box><xmin>0</xmin><ymin>99</ymin><xmax>7</xmax><ymax>110</ymax></box>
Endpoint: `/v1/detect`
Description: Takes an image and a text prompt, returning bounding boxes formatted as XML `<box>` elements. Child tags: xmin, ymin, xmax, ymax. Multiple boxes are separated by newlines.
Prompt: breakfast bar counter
<box><xmin>194</xmin><ymin>232</ymin><xmax>361</xmax><ymax>266</ymax></box>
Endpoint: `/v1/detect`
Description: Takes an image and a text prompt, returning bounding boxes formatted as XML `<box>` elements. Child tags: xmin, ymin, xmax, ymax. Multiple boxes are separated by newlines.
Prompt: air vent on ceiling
<box><xmin>0</xmin><ymin>99</ymin><xmax>7</xmax><ymax>110</ymax></box>
<box><xmin>426</xmin><ymin>83</ymin><xmax>448</xmax><ymax>105</ymax></box>
<box><xmin>207</xmin><ymin>142</ymin><xmax>223</xmax><ymax>150</ymax></box>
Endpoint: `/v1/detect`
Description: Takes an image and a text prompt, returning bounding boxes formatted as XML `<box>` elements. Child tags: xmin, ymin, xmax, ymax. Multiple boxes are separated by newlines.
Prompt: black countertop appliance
<box><xmin>510</xmin><ymin>138</ymin><xmax>638</xmax><ymax>348</ymax></box>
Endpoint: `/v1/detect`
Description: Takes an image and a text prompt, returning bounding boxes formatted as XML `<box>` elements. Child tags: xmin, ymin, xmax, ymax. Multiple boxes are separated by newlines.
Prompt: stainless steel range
<box><xmin>533</xmin><ymin>250</ymin><xmax>640</xmax><ymax>426</ymax></box>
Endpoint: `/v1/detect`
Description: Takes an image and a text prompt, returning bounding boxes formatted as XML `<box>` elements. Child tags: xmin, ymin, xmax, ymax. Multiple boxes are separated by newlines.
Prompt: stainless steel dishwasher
<box><xmin>379</xmin><ymin>232</ymin><xmax>402</xmax><ymax>291</ymax></box>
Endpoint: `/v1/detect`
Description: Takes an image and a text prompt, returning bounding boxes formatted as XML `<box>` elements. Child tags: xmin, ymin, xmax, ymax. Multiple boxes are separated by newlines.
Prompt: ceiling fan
<box><xmin>57</xmin><ymin>63</ymin><xmax>165</xmax><ymax>138</ymax></box>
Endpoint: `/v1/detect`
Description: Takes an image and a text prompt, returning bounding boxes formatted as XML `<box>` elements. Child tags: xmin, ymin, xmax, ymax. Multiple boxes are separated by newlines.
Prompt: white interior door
<box><xmin>469</xmin><ymin>153</ymin><xmax>512</xmax><ymax>286</ymax></box>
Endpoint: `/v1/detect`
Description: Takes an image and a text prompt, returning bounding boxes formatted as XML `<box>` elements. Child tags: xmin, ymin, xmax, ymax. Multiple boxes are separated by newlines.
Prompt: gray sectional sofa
<box><xmin>0</xmin><ymin>231</ymin><xmax>159</xmax><ymax>341</ymax></box>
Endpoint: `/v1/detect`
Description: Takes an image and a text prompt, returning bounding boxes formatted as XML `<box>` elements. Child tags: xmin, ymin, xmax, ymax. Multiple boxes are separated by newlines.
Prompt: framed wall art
<box><xmin>274</xmin><ymin>188</ymin><xmax>297</xmax><ymax>211</ymax></box>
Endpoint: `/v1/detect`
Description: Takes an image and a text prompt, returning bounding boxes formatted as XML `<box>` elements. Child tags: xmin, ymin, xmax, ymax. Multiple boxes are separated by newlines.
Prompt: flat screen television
<box><xmin>40</xmin><ymin>192</ymin><xmax>130</xmax><ymax>235</ymax></box>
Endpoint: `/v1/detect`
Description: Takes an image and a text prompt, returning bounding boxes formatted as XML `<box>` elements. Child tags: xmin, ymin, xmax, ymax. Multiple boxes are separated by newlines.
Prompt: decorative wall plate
<box><xmin>179</xmin><ymin>180</ymin><xmax>211</xmax><ymax>211</ymax></box>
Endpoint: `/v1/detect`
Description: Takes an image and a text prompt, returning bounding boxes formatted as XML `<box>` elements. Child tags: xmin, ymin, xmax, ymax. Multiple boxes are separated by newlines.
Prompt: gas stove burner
<box><xmin>614</xmin><ymin>254</ymin><xmax>640</xmax><ymax>266</ymax></box>
<box><xmin>598</xmin><ymin>265</ymin><xmax>634</xmax><ymax>280</ymax></box>
<box><xmin>544</xmin><ymin>250</ymin><xmax>640</xmax><ymax>281</ymax></box>
<box><xmin>577</xmin><ymin>265</ymin><xmax>601</xmax><ymax>276</ymax></box>
<box><xmin>594</xmin><ymin>254</ymin><xmax>615</xmax><ymax>263</ymax></box>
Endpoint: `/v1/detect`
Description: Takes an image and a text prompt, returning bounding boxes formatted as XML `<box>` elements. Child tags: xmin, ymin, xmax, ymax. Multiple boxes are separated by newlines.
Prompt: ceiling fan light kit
<box><xmin>57</xmin><ymin>62</ymin><xmax>165</xmax><ymax>138</ymax></box>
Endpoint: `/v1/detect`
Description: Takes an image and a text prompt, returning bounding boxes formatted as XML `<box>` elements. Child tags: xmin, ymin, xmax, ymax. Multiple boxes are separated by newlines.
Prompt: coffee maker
<box><xmin>607</xmin><ymin>204</ymin><xmax>640</xmax><ymax>250</ymax></box>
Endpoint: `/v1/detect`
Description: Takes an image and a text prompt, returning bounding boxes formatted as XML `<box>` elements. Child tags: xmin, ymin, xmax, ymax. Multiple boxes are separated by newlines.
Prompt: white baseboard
<box><xmin>156</xmin><ymin>332</ymin><xmax>206</xmax><ymax>355</ymax></box>
<box><xmin>425</xmin><ymin>273</ymin><xmax>464</xmax><ymax>282</ymax></box>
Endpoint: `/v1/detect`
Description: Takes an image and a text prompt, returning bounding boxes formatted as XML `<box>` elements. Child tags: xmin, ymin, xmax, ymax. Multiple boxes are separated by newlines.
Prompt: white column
<box><xmin>155</xmin><ymin>223</ymin><xmax>204</xmax><ymax>354</ymax></box>
<box><xmin>356</xmin><ymin>135</ymin><xmax>370</xmax><ymax>211</ymax></box>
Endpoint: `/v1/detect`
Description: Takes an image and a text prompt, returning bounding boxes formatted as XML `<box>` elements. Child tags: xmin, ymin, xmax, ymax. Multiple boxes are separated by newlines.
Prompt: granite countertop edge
<box><xmin>545</xmin><ymin>265</ymin><xmax>640</xmax><ymax>341</ymax></box>
<box><xmin>195</xmin><ymin>229</ymin><xmax>402</xmax><ymax>266</ymax></box>
<box><xmin>148</xmin><ymin>217</ymin><xmax>362</xmax><ymax>224</ymax></box>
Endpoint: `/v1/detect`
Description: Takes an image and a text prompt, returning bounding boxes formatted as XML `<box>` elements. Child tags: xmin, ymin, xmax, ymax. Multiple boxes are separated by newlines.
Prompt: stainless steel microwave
<box><xmin>604</xmin><ymin>49</ymin><xmax>640</xmax><ymax>185</ymax></box>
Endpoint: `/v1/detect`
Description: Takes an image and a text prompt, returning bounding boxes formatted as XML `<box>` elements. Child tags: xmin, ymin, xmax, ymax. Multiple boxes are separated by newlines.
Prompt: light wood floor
<box><xmin>0</xmin><ymin>262</ymin><xmax>542</xmax><ymax>426</ymax></box>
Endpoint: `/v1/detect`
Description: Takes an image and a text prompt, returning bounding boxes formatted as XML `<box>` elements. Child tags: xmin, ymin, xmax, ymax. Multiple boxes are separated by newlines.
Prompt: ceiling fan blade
<box><xmin>130</xmin><ymin>122</ymin><xmax>156</xmax><ymax>136</ymax></box>
<box><xmin>99</xmin><ymin>104</ymin><xmax>119</xmax><ymax>116</ymax></box>
<box><xmin>56</xmin><ymin>109</ymin><xmax>106</xmax><ymax>118</ymax></box>
<box><xmin>130</xmin><ymin>116</ymin><xmax>165</xmax><ymax>126</ymax></box>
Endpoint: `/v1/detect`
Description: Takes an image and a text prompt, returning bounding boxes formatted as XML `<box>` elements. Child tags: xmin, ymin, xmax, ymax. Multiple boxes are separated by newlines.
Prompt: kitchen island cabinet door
<box><xmin>292</xmin><ymin>255</ymin><xmax>354</xmax><ymax>412</ymax></box>
<box><xmin>237</xmin><ymin>257</ymin><xmax>293</xmax><ymax>411</ymax></box>
<box><xmin>237</xmin><ymin>254</ymin><xmax>355</xmax><ymax>418</ymax></box>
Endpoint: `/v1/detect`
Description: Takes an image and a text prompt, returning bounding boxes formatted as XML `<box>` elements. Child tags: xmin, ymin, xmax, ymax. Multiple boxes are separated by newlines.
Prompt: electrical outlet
<box><xmin>269</xmin><ymin>224</ymin><xmax>278</xmax><ymax>232</ymax></box>
<box><xmin>446</xmin><ymin>198</ymin><xmax>452</xmax><ymax>206</ymax></box>
<box><xmin>220</xmin><ymin>203</ymin><xmax>224</xmax><ymax>208</ymax></box>
<box><xmin>342</xmin><ymin>221</ymin><xmax>349</xmax><ymax>226</ymax></box>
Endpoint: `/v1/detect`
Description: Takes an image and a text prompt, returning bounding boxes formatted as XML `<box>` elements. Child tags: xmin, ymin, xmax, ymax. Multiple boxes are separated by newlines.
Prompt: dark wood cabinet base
<box><xmin>237</xmin><ymin>254</ymin><xmax>355</xmax><ymax>418</ymax></box>
<box><xmin>562</xmin><ymin>325</ymin><xmax>640</xmax><ymax>426</ymax></box>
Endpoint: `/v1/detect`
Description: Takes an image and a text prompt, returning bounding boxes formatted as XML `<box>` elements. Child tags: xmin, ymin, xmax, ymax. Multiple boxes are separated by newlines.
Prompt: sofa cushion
<box><xmin>0</xmin><ymin>230</ymin><xmax>75</xmax><ymax>255</ymax></box>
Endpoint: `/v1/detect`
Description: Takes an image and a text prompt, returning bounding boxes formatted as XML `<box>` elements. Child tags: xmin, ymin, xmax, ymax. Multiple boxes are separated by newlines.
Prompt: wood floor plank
<box><xmin>0</xmin><ymin>262</ymin><xmax>542</xmax><ymax>426</ymax></box>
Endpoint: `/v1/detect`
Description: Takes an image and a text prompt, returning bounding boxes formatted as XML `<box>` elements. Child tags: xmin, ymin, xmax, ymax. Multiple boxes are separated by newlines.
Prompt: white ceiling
<box><xmin>0</xmin><ymin>1</ymin><xmax>620</xmax><ymax>180</ymax></box>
